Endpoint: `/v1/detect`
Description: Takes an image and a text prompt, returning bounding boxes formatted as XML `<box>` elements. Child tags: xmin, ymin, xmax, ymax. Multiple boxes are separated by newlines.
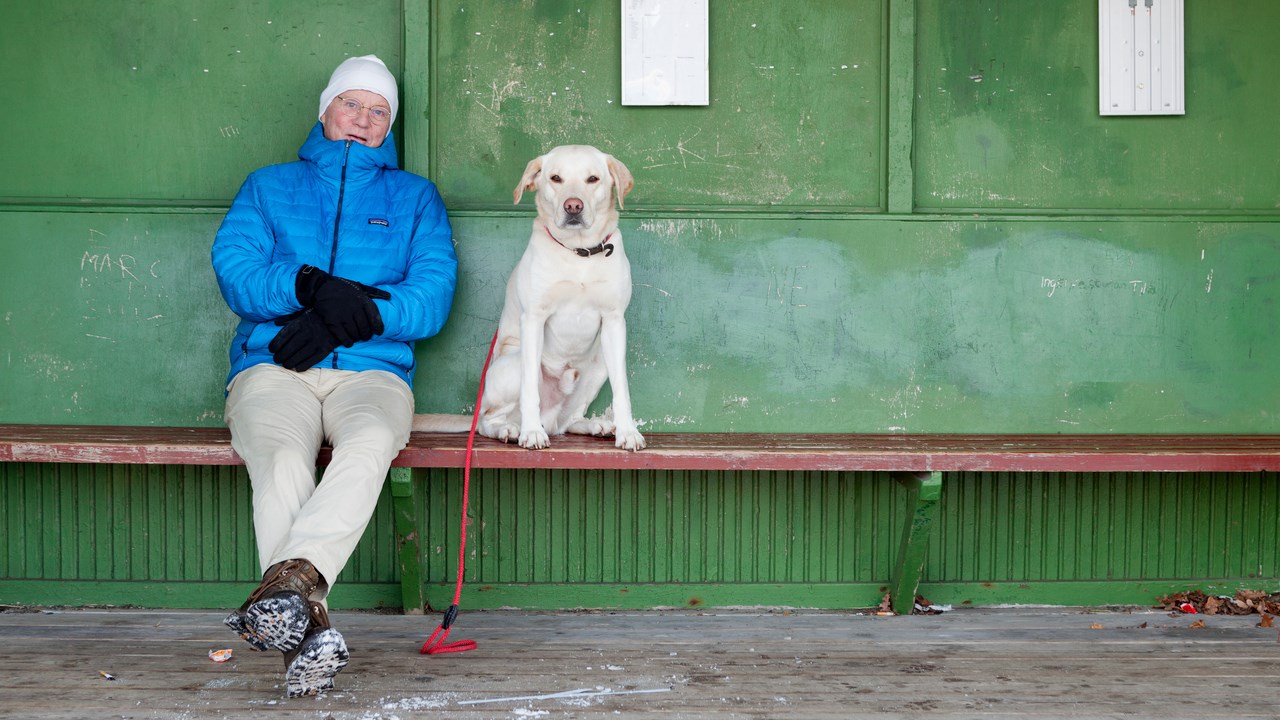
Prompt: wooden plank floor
<box><xmin>0</xmin><ymin>606</ymin><xmax>1277</xmax><ymax>719</ymax></box>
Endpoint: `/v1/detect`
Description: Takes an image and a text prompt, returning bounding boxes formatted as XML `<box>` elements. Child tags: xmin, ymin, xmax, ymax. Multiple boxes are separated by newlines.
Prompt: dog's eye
<box><xmin>550</xmin><ymin>174</ymin><xmax>563</xmax><ymax>183</ymax></box>
<box><xmin>586</xmin><ymin>175</ymin><xmax>600</xmax><ymax>184</ymax></box>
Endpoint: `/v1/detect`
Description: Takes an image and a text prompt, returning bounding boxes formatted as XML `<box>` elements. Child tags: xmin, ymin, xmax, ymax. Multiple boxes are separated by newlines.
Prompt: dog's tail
<box><xmin>411</xmin><ymin>413</ymin><xmax>474</xmax><ymax>433</ymax></box>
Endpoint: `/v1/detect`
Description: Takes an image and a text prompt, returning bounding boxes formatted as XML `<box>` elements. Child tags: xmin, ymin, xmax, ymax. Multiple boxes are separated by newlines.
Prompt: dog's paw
<box><xmin>567</xmin><ymin>415</ymin><xmax>615</xmax><ymax>437</ymax></box>
<box><xmin>519</xmin><ymin>427</ymin><xmax>551</xmax><ymax>449</ymax></box>
<box><xmin>615</xmin><ymin>428</ymin><xmax>646</xmax><ymax>451</ymax></box>
<box><xmin>487</xmin><ymin>422</ymin><xmax>521</xmax><ymax>444</ymax></box>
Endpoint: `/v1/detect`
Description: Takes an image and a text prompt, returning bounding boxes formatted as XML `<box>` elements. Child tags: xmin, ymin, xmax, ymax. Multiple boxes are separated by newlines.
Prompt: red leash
<box><xmin>420</xmin><ymin>328</ymin><xmax>499</xmax><ymax>655</ymax></box>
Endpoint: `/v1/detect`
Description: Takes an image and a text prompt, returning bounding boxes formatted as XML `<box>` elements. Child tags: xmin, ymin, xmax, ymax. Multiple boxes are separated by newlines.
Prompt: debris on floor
<box><xmin>912</xmin><ymin>594</ymin><xmax>952</xmax><ymax>615</ymax></box>
<box><xmin>871</xmin><ymin>593</ymin><xmax>952</xmax><ymax>616</ymax></box>
<box><xmin>874</xmin><ymin>593</ymin><xmax>895</xmax><ymax>616</ymax></box>
<box><xmin>1157</xmin><ymin>589</ymin><xmax>1280</xmax><ymax>617</ymax></box>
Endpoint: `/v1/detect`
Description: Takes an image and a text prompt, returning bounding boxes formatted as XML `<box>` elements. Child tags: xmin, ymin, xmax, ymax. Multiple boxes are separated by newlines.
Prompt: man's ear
<box><xmin>513</xmin><ymin>156</ymin><xmax>544</xmax><ymax>204</ymax></box>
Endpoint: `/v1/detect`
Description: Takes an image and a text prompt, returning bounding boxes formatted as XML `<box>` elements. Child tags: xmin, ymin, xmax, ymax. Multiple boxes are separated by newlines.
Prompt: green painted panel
<box><xmin>913</xmin><ymin>0</ymin><xmax>1280</xmax><ymax>211</ymax></box>
<box><xmin>927</xmin><ymin>472</ymin><xmax>1280</xmax><ymax>594</ymax></box>
<box><xmin>5</xmin><ymin>464</ymin><xmax>1276</xmax><ymax>610</ymax></box>
<box><xmin>1</xmin><ymin>463</ymin><xmax>255</xmax><ymax>583</ymax></box>
<box><xmin>0</xmin><ymin>461</ymin><xmax>404</xmax><ymax>602</ymax></box>
<box><xmin>0</xmin><ymin>211</ymin><xmax>233</xmax><ymax>424</ymax></box>
<box><xmin>416</xmin><ymin>215</ymin><xmax>1280</xmax><ymax>433</ymax></box>
<box><xmin>0</xmin><ymin>1</ymin><xmax>402</xmax><ymax>203</ymax></box>
<box><xmin>3</xmin><ymin>212</ymin><xmax>1277</xmax><ymax>432</ymax></box>
<box><xmin>428</xmin><ymin>0</ymin><xmax>885</xmax><ymax>210</ymax></box>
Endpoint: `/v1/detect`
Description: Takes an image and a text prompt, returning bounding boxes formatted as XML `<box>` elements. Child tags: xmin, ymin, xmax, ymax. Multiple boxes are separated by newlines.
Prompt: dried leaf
<box><xmin>1157</xmin><ymin>589</ymin><xmax>1280</xmax><ymax>618</ymax></box>
<box><xmin>1090</xmin><ymin>623</ymin><xmax>1104</xmax><ymax>629</ymax></box>
<box><xmin>1190</xmin><ymin>619</ymin><xmax>1207</xmax><ymax>629</ymax></box>
<box><xmin>1258</xmin><ymin>614</ymin><xmax>1275</xmax><ymax>629</ymax></box>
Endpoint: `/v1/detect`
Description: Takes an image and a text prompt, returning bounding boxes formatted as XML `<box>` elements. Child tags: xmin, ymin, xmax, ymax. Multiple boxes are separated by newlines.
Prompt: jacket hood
<box><xmin>297</xmin><ymin>121</ymin><xmax>399</xmax><ymax>180</ymax></box>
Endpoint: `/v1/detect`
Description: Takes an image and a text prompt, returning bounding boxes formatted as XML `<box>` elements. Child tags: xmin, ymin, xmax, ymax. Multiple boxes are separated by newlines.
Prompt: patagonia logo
<box><xmin>368</xmin><ymin>218</ymin><xmax>390</xmax><ymax>227</ymax></box>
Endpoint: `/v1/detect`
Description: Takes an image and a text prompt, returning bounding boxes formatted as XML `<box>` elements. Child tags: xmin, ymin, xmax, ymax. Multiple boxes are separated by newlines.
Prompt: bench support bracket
<box><xmin>390</xmin><ymin>467</ymin><xmax>427</xmax><ymax>615</ymax></box>
<box><xmin>889</xmin><ymin>470</ymin><xmax>943</xmax><ymax>615</ymax></box>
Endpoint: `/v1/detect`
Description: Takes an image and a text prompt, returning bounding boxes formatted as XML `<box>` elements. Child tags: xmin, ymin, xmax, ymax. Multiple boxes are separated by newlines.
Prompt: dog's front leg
<box><xmin>600</xmin><ymin>312</ymin><xmax>645</xmax><ymax>451</ymax></box>
<box><xmin>518</xmin><ymin>311</ymin><xmax>551</xmax><ymax>449</ymax></box>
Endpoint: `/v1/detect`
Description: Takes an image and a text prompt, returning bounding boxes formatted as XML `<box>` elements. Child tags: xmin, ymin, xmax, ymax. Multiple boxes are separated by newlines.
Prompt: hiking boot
<box><xmin>222</xmin><ymin>611</ymin><xmax>269</xmax><ymax>651</ymax></box>
<box><xmin>223</xmin><ymin>559</ymin><xmax>324</xmax><ymax>653</ymax></box>
<box><xmin>284</xmin><ymin>601</ymin><xmax>349</xmax><ymax>698</ymax></box>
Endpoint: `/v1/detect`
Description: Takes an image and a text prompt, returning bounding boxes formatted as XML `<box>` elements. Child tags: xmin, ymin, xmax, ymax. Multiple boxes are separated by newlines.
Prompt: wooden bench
<box><xmin>4</xmin><ymin>424</ymin><xmax>1280</xmax><ymax>615</ymax></box>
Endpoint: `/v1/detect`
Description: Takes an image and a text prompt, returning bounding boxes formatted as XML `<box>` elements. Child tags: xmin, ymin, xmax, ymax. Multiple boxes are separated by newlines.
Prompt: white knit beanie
<box><xmin>318</xmin><ymin>55</ymin><xmax>399</xmax><ymax>124</ymax></box>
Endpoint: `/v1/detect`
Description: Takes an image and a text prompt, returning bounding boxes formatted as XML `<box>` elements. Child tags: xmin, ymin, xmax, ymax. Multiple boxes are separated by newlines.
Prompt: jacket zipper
<box><xmin>329</xmin><ymin>140</ymin><xmax>351</xmax><ymax>369</ymax></box>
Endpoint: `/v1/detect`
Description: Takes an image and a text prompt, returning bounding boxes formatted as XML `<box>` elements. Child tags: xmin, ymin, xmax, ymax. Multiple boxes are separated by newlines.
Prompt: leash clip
<box><xmin>441</xmin><ymin>603</ymin><xmax>459</xmax><ymax>630</ymax></box>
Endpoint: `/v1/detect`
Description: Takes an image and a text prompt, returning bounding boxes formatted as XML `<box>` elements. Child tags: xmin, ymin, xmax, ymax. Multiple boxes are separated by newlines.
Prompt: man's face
<box><xmin>321</xmin><ymin>89</ymin><xmax>391</xmax><ymax>148</ymax></box>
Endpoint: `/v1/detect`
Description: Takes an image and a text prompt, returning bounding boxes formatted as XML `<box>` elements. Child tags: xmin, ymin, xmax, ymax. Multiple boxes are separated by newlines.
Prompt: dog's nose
<box><xmin>563</xmin><ymin>197</ymin><xmax>584</xmax><ymax>216</ymax></box>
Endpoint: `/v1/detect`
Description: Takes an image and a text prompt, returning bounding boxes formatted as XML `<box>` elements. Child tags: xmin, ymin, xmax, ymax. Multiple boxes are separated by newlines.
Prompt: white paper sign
<box><xmin>622</xmin><ymin>0</ymin><xmax>709</xmax><ymax>106</ymax></box>
<box><xmin>1099</xmin><ymin>0</ymin><xmax>1184</xmax><ymax>115</ymax></box>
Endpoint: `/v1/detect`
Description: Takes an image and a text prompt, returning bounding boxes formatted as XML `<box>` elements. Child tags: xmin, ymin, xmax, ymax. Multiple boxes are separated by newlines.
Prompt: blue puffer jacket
<box><xmin>212</xmin><ymin>122</ymin><xmax>458</xmax><ymax>389</ymax></box>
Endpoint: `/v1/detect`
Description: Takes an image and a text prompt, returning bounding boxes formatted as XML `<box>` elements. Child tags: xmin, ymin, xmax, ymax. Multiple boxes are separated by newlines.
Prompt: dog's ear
<box><xmin>606</xmin><ymin>155</ymin><xmax>634</xmax><ymax>210</ymax></box>
<box><xmin>513</xmin><ymin>156</ymin><xmax>543</xmax><ymax>204</ymax></box>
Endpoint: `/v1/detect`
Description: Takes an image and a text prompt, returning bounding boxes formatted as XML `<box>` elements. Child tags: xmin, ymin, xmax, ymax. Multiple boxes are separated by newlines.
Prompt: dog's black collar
<box><xmin>574</xmin><ymin>241</ymin><xmax>614</xmax><ymax>258</ymax></box>
<box><xmin>544</xmin><ymin>225</ymin><xmax>614</xmax><ymax>257</ymax></box>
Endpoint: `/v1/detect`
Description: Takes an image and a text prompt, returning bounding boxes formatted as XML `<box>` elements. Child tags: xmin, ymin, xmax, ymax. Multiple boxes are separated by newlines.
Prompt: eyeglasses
<box><xmin>334</xmin><ymin>95</ymin><xmax>392</xmax><ymax>125</ymax></box>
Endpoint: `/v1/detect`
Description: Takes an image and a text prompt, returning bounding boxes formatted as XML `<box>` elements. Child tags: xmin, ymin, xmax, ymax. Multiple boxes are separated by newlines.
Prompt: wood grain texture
<box><xmin>0</xmin><ymin>607</ymin><xmax>1276</xmax><ymax>719</ymax></box>
<box><xmin>5</xmin><ymin>425</ymin><xmax>1280</xmax><ymax>472</ymax></box>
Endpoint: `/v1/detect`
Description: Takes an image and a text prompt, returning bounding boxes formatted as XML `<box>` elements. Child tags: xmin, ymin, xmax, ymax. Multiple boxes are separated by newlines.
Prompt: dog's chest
<box><xmin>523</xmin><ymin>247</ymin><xmax>631</xmax><ymax>311</ymax></box>
<box><xmin>545</xmin><ymin>271</ymin><xmax>610</xmax><ymax>299</ymax></box>
<box><xmin>537</xmin><ymin>274</ymin><xmax>622</xmax><ymax>341</ymax></box>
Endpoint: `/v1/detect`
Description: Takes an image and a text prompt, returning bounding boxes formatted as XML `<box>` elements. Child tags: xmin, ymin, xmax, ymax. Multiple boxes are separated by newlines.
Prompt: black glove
<box><xmin>268</xmin><ymin>309</ymin><xmax>336</xmax><ymax>372</ymax></box>
<box><xmin>295</xmin><ymin>265</ymin><xmax>392</xmax><ymax>348</ymax></box>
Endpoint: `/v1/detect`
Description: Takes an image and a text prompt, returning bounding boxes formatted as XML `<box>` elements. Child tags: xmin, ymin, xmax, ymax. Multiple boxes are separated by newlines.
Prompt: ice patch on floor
<box><xmin>381</xmin><ymin>695</ymin><xmax>452</xmax><ymax>710</ymax></box>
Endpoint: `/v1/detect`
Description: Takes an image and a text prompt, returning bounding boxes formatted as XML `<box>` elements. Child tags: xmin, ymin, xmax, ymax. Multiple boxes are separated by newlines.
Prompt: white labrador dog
<box><xmin>413</xmin><ymin>145</ymin><xmax>645</xmax><ymax>451</ymax></box>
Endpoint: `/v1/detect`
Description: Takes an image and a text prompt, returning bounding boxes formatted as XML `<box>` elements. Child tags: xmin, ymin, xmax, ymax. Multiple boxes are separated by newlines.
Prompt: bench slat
<box><xmin>396</xmin><ymin>432</ymin><xmax>1280</xmax><ymax>472</ymax></box>
<box><xmin>0</xmin><ymin>425</ymin><xmax>243</xmax><ymax>465</ymax></box>
<box><xmin>3</xmin><ymin>424</ymin><xmax>1280</xmax><ymax>473</ymax></box>
<box><xmin>5</xmin><ymin>424</ymin><xmax>1276</xmax><ymax>616</ymax></box>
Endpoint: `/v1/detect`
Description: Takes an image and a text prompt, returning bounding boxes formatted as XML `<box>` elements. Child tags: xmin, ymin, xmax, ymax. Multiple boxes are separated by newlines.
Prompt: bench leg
<box><xmin>389</xmin><ymin>467</ymin><xmax>427</xmax><ymax>615</ymax></box>
<box><xmin>889</xmin><ymin>471</ymin><xmax>943</xmax><ymax>615</ymax></box>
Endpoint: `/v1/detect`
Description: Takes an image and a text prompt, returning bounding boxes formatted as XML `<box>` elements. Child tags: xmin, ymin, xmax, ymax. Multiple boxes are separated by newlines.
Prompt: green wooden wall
<box><xmin>1</xmin><ymin>0</ymin><xmax>1277</xmax><ymax>609</ymax></box>
<box><xmin>5</xmin><ymin>464</ymin><xmax>1276</xmax><ymax>610</ymax></box>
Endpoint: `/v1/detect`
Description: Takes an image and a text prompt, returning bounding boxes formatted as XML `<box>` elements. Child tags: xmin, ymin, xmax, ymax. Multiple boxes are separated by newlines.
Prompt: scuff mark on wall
<box><xmin>881</xmin><ymin>369</ymin><xmax>923</xmax><ymax>429</ymax></box>
<box><xmin>634</xmin><ymin>218</ymin><xmax>728</xmax><ymax>246</ymax></box>
<box><xmin>637</xmin><ymin>414</ymin><xmax>695</xmax><ymax>427</ymax></box>
<box><xmin>25</xmin><ymin>353</ymin><xmax>76</xmax><ymax>383</ymax></box>
<box><xmin>633</xmin><ymin>283</ymin><xmax>672</xmax><ymax>298</ymax></box>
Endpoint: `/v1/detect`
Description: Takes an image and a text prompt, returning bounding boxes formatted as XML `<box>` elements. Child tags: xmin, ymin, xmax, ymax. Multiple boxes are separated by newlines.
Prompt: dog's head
<box><xmin>513</xmin><ymin>145</ymin><xmax>633</xmax><ymax>231</ymax></box>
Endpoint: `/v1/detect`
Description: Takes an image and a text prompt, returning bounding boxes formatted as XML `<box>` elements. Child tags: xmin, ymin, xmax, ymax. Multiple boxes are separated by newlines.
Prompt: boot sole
<box><xmin>286</xmin><ymin>628</ymin><xmax>350</xmax><ymax>698</ymax></box>
<box><xmin>223</xmin><ymin>611</ymin><xmax>272</xmax><ymax>652</ymax></box>
<box><xmin>243</xmin><ymin>592</ymin><xmax>310</xmax><ymax>653</ymax></box>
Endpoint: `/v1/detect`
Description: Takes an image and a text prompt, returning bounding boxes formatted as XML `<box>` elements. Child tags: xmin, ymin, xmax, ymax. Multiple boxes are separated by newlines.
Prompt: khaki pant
<box><xmin>225</xmin><ymin>364</ymin><xmax>413</xmax><ymax>599</ymax></box>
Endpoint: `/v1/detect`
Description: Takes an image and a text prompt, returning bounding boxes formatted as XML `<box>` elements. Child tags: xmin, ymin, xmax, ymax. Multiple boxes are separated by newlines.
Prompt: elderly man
<box><xmin>211</xmin><ymin>54</ymin><xmax>457</xmax><ymax>697</ymax></box>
